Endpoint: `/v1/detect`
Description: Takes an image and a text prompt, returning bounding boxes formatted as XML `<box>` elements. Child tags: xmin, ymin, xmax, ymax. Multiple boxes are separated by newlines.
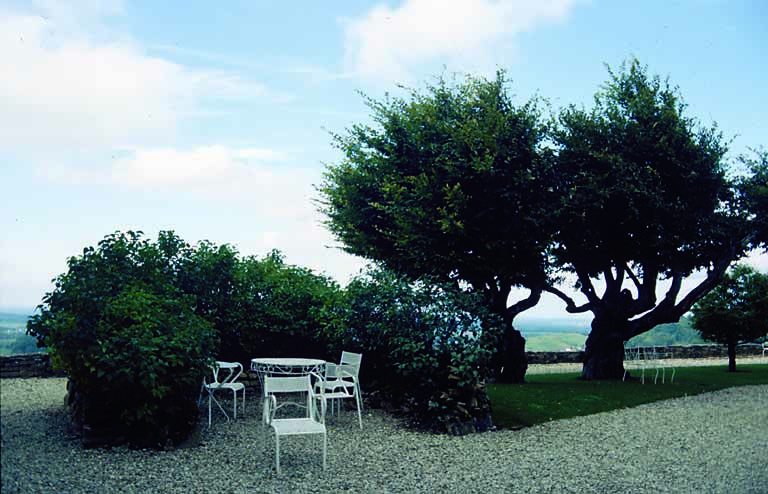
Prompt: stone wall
<box><xmin>527</xmin><ymin>343</ymin><xmax>765</xmax><ymax>365</ymax></box>
<box><xmin>0</xmin><ymin>353</ymin><xmax>63</xmax><ymax>378</ymax></box>
<box><xmin>1</xmin><ymin>343</ymin><xmax>764</xmax><ymax>379</ymax></box>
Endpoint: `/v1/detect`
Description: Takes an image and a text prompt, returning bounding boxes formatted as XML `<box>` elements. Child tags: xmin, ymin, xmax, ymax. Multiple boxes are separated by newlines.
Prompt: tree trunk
<box><xmin>727</xmin><ymin>342</ymin><xmax>737</xmax><ymax>372</ymax></box>
<box><xmin>581</xmin><ymin>317</ymin><xmax>626</xmax><ymax>380</ymax></box>
<box><xmin>497</xmin><ymin>323</ymin><xmax>527</xmax><ymax>383</ymax></box>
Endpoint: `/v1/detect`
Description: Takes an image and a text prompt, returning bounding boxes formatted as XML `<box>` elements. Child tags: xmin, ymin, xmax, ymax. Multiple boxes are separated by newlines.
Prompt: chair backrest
<box><xmin>339</xmin><ymin>351</ymin><xmax>362</xmax><ymax>378</ymax></box>
<box><xmin>207</xmin><ymin>361</ymin><xmax>242</xmax><ymax>386</ymax></box>
<box><xmin>264</xmin><ymin>374</ymin><xmax>323</xmax><ymax>422</ymax></box>
<box><xmin>265</xmin><ymin>374</ymin><xmax>312</xmax><ymax>395</ymax></box>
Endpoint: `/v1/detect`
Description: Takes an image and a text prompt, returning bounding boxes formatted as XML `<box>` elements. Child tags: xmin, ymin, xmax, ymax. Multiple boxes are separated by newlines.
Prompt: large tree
<box><xmin>319</xmin><ymin>73</ymin><xmax>557</xmax><ymax>382</ymax></box>
<box><xmin>691</xmin><ymin>264</ymin><xmax>768</xmax><ymax>372</ymax></box>
<box><xmin>548</xmin><ymin>60</ymin><xmax>765</xmax><ymax>379</ymax></box>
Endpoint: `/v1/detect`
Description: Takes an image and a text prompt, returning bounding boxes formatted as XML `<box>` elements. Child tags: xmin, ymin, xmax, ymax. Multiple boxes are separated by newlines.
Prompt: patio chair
<box><xmin>319</xmin><ymin>351</ymin><xmax>363</xmax><ymax>429</ymax></box>
<box><xmin>763</xmin><ymin>341</ymin><xmax>768</xmax><ymax>357</ymax></box>
<box><xmin>623</xmin><ymin>344</ymin><xmax>643</xmax><ymax>382</ymax></box>
<box><xmin>201</xmin><ymin>361</ymin><xmax>246</xmax><ymax>427</ymax></box>
<box><xmin>263</xmin><ymin>373</ymin><xmax>327</xmax><ymax>474</ymax></box>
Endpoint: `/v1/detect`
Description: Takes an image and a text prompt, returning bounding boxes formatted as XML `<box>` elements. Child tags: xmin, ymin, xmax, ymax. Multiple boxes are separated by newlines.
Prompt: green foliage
<box><xmin>319</xmin><ymin>71</ymin><xmax>558</xmax><ymax>382</ymax></box>
<box><xmin>549</xmin><ymin>58</ymin><xmax>764</xmax><ymax>379</ymax></box>
<box><xmin>554</xmin><ymin>59</ymin><xmax>734</xmax><ymax>279</ymax></box>
<box><xmin>736</xmin><ymin>148</ymin><xmax>768</xmax><ymax>247</ymax></box>
<box><xmin>229</xmin><ymin>250</ymin><xmax>342</xmax><ymax>362</ymax></box>
<box><xmin>324</xmin><ymin>267</ymin><xmax>503</xmax><ymax>432</ymax></box>
<box><xmin>488</xmin><ymin>364</ymin><xmax>768</xmax><ymax>429</ymax></box>
<box><xmin>691</xmin><ymin>264</ymin><xmax>768</xmax><ymax>370</ymax></box>
<box><xmin>27</xmin><ymin>231</ymin><xmax>218</xmax><ymax>448</ymax></box>
<box><xmin>320</xmin><ymin>72</ymin><xmax>555</xmax><ymax>291</ymax></box>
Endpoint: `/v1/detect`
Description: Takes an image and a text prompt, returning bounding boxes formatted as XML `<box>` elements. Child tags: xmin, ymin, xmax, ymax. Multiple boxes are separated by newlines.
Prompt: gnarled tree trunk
<box><xmin>497</xmin><ymin>323</ymin><xmax>527</xmax><ymax>383</ymax></box>
<box><xmin>581</xmin><ymin>315</ymin><xmax>627</xmax><ymax>380</ymax></box>
<box><xmin>727</xmin><ymin>340</ymin><xmax>737</xmax><ymax>372</ymax></box>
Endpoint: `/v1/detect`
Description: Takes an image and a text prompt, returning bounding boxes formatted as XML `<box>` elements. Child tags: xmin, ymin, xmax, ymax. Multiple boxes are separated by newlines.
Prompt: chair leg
<box><xmin>322</xmin><ymin>431</ymin><xmax>327</xmax><ymax>471</ymax></box>
<box><xmin>356</xmin><ymin>383</ymin><xmax>363</xmax><ymax>411</ymax></box>
<box><xmin>355</xmin><ymin>391</ymin><xmax>363</xmax><ymax>430</ymax></box>
<box><xmin>275</xmin><ymin>434</ymin><xmax>281</xmax><ymax>474</ymax></box>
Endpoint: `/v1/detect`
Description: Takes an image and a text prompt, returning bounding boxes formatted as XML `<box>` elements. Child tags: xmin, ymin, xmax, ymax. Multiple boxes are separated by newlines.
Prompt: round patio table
<box><xmin>250</xmin><ymin>357</ymin><xmax>326</xmax><ymax>377</ymax></box>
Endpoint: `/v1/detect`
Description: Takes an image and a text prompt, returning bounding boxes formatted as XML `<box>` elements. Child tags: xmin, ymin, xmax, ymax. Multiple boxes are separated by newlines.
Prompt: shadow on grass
<box><xmin>488</xmin><ymin>363</ymin><xmax>768</xmax><ymax>429</ymax></box>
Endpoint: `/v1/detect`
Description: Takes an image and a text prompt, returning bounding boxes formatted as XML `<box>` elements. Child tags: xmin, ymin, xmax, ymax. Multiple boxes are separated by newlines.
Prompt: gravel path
<box><xmin>2</xmin><ymin>378</ymin><xmax>767</xmax><ymax>494</ymax></box>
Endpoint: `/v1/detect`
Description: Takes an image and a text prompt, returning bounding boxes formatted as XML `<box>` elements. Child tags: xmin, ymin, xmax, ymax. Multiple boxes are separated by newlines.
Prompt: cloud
<box><xmin>109</xmin><ymin>146</ymin><xmax>289</xmax><ymax>187</ymax></box>
<box><xmin>38</xmin><ymin>144</ymin><xmax>310</xmax><ymax>206</ymax></box>
<box><xmin>0</xmin><ymin>5</ymin><xmax>268</xmax><ymax>156</ymax></box>
<box><xmin>343</xmin><ymin>0</ymin><xmax>579</xmax><ymax>82</ymax></box>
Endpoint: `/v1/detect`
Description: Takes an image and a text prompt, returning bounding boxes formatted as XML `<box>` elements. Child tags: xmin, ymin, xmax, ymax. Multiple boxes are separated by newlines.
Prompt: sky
<box><xmin>1</xmin><ymin>0</ymin><xmax>766</xmax><ymax>318</ymax></box>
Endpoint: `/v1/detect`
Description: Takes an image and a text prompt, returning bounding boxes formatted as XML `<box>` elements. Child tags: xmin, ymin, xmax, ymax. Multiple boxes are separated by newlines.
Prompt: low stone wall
<box><xmin>0</xmin><ymin>353</ymin><xmax>63</xmax><ymax>378</ymax></box>
<box><xmin>527</xmin><ymin>343</ymin><xmax>764</xmax><ymax>365</ymax></box>
<box><xmin>1</xmin><ymin>343</ymin><xmax>764</xmax><ymax>379</ymax></box>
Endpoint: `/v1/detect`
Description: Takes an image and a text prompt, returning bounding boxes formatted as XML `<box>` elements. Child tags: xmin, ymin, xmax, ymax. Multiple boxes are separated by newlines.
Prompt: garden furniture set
<box><xmin>201</xmin><ymin>352</ymin><xmax>363</xmax><ymax>473</ymax></box>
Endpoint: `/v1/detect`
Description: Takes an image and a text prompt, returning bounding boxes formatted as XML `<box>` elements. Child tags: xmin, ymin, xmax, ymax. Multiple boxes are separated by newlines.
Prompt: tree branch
<box><xmin>628</xmin><ymin>245</ymin><xmax>737</xmax><ymax>337</ymax></box>
<box><xmin>506</xmin><ymin>286</ymin><xmax>543</xmax><ymax>320</ymax></box>
<box><xmin>624</xmin><ymin>263</ymin><xmax>642</xmax><ymax>293</ymax></box>
<box><xmin>575</xmin><ymin>267</ymin><xmax>600</xmax><ymax>306</ymax></box>
<box><xmin>543</xmin><ymin>285</ymin><xmax>594</xmax><ymax>313</ymax></box>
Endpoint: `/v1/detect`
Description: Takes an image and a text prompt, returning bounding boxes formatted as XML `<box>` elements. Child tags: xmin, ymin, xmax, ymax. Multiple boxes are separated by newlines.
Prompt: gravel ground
<box><xmin>2</xmin><ymin>378</ymin><xmax>767</xmax><ymax>494</ymax></box>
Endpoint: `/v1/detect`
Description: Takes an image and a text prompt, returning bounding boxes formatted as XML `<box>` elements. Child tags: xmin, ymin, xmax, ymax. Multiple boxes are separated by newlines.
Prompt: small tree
<box><xmin>691</xmin><ymin>264</ymin><xmax>768</xmax><ymax>371</ymax></box>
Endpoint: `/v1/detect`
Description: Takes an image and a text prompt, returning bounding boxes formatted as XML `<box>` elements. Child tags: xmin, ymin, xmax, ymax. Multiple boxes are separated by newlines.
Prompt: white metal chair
<box><xmin>201</xmin><ymin>361</ymin><xmax>245</xmax><ymax>427</ymax></box>
<box><xmin>623</xmin><ymin>345</ymin><xmax>675</xmax><ymax>384</ymax></box>
<box><xmin>319</xmin><ymin>351</ymin><xmax>363</xmax><ymax>429</ymax></box>
<box><xmin>763</xmin><ymin>341</ymin><xmax>768</xmax><ymax>357</ymax></box>
<box><xmin>623</xmin><ymin>344</ymin><xmax>643</xmax><ymax>382</ymax></box>
<box><xmin>263</xmin><ymin>373</ymin><xmax>327</xmax><ymax>474</ymax></box>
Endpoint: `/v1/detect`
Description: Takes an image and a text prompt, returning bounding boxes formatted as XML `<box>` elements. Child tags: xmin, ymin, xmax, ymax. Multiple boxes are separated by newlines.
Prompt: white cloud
<box><xmin>109</xmin><ymin>146</ymin><xmax>288</xmax><ymax>187</ymax></box>
<box><xmin>343</xmin><ymin>0</ymin><xmax>579</xmax><ymax>82</ymax></box>
<box><xmin>38</xmin><ymin>144</ymin><xmax>309</xmax><ymax>209</ymax></box>
<box><xmin>0</xmin><ymin>6</ymin><xmax>267</xmax><ymax>155</ymax></box>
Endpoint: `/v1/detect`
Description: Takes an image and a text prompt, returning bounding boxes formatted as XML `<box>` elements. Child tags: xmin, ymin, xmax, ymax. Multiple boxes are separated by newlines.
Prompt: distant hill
<box><xmin>626</xmin><ymin>317</ymin><xmax>707</xmax><ymax>347</ymax></box>
<box><xmin>0</xmin><ymin>312</ymin><xmax>40</xmax><ymax>355</ymax></box>
<box><xmin>516</xmin><ymin>316</ymin><xmax>589</xmax><ymax>352</ymax></box>
<box><xmin>518</xmin><ymin>315</ymin><xmax>710</xmax><ymax>352</ymax></box>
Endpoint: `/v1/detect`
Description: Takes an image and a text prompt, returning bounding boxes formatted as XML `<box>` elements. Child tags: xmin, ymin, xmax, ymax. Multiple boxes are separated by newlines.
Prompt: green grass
<box><xmin>488</xmin><ymin>363</ymin><xmax>768</xmax><ymax>429</ymax></box>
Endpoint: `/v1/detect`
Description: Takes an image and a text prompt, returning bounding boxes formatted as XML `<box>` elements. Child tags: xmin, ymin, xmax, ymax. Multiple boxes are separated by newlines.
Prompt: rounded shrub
<box><xmin>28</xmin><ymin>231</ymin><xmax>217</xmax><ymax>448</ymax></box>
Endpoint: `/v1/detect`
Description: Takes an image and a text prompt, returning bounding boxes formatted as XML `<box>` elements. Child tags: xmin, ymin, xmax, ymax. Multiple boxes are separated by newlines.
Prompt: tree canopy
<box><xmin>321</xmin><ymin>59</ymin><xmax>767</xmax><ymax>381</ymax></box>
<box><xmin>691</xmin><ymin>264</ymin><xmax>768</xmax><ymax>371</ymax></box>
<box><xmin>546</xmin><ymin>59</ymin><xmax>765</xmax><ymax>379</ymax></box>
<box><xmin>319</xmin><ymin>72</ymin><xmax>557</xmax><ymax>382</ymax></box>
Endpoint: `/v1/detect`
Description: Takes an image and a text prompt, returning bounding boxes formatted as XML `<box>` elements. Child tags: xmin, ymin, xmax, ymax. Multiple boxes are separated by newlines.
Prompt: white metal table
<box><xmin>251</xmin><ymin>358</ymin><xmax>326</xmax><ymax>378</ymax></box>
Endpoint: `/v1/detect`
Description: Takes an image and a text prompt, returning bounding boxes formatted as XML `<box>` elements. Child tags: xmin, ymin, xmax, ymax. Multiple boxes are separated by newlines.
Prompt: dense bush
<box><xmin>325</xmin><ymin>268</ymin><xmax>503</xmax><ymax>433</ymax></box>
<box><xmin>27</xmin><ymin>229</ymin><xmax>506</xmax><ymax>440</ymax></box>
<box><xmin>178</xmin><ymin>246</ymin><xmax>343</xmax><ymax>365</ymax></box>
<box><xmin>27</xmin><ymin>232</ymin><xmax>217</xmax><ymax>448</ymax></box>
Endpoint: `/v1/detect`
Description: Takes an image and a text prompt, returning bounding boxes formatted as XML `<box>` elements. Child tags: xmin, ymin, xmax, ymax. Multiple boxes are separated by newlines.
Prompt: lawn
<box><xmin>488</xmin><ymin>363</ymin><xmax>768</xmax><ymax>429</ymax></box>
